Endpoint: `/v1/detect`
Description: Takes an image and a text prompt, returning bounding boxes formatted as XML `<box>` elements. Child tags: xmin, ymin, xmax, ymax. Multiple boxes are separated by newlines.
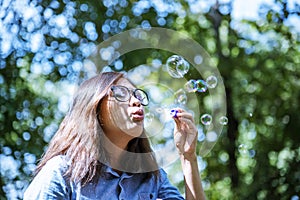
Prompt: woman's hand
<box><xmin>172</xmin><ymin>108</ymin><xmax>198</xmax><ymax>160</ymax></box>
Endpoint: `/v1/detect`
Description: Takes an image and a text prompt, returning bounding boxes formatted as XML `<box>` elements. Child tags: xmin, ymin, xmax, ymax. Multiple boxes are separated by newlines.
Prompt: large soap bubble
<box><xmin>85</xmin><ymin>27</ymin><xmax>227</xmax><ymax>172</ymax></box>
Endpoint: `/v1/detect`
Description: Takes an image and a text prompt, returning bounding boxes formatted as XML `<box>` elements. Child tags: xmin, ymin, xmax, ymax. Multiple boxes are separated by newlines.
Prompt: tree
<box><xmin>1</xmin><ymin>0</ymin><xmax>299</xmax><ymax>199</ymax></box>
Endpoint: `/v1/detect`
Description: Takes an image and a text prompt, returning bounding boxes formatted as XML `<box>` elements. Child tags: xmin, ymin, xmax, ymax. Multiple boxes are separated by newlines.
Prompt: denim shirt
<box><xmin>23</xmin><ymin>156</ymin><xmax>184</xmax><ymax>200</ymax></box>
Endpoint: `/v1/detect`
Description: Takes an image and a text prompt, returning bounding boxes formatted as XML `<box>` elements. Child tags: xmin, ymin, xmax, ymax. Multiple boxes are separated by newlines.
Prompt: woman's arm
<box><xmin>180</xmin><ymin>154</ymin><xmax>206</xmax><ymax>199</ymax></box>
<box><xmin>172</xmin><ymin>108</ymin><xmax>206</xmax><ymax>200</ymax></box>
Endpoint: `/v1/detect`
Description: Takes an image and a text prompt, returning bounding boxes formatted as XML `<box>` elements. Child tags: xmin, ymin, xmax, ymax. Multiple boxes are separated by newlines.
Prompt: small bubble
<box><xmin>174</xmin><ymin>89</ymin><xmax>187</xmax><ymax>105</ymax></box>
<box><xmin>184</xmin><ymin>79</ymin><xmax>197</xmax><ymax>93</ymax></box>
<box><xmin>282</xmin><ymin>115</ymin><xmax>289</xmax><ymax>124</ymax></box>
<box><xmin>249</xmin><ymin>113</ymin><xmax>253</xmax><ymax>117</ymax></box>
<box><xmin>195</xmin><ymin>79</ymin><xmax>208</xmax><ymax>93</ymax></box>
<box><xmin>166</xmin><ymin>55</ymin><xmax>189</xmax><ymax>78</ymax></box>
<box><xmin>206</xmin><ymin>75</ymin><xmax>218</xmax><ymax>88</ymax></box>
<box><xmin>200</xmin><ymin>114</ymin><xmax>212</xmax><ymax>125</ymax></box>
<box><xmin>144</xmin><ymin>112</ymin><xmax>154</xmax><ymax>127</ymax></box>
<box><xmin>219</xmin><ymin>116</ymin><xmax>228</xmax><ymax>125</ymax></box>
<box><xmin>155</xmin><ymin>107</ymin><xmax>164</xmax><ymax>113</ymax></box>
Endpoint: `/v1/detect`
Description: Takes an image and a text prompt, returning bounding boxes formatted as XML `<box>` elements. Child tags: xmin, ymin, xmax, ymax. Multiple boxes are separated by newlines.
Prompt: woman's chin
<box><xmin>120</xmin><ymin>125</ymin><xmax>143</xmax><ymax>138</ymax></box>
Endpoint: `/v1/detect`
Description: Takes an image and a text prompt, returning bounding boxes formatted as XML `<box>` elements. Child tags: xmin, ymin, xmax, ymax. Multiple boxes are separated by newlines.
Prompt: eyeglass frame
<box><xmin>110</xmin><ymin>85</ymin><xmax>149</xmax><ymax>106</ymax></box>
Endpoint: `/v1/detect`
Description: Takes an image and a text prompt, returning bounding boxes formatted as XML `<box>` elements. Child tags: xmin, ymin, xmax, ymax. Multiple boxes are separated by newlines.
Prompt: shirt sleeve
<box><xmin>23</xmin><ymin>156</ymin><xmax>70</xmax><ymax>200</ymax></box>
<box><xmin>157</xmin><ymin>169</ymin><xmax>185</xmax><ymax>200</ymax></box>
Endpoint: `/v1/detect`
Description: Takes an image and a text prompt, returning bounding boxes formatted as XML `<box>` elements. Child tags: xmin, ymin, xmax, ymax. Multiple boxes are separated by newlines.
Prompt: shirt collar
<box><xmin>102</xmin><ymin>165</ymin><xmax>133</xmax><ymax>179</ymax></box>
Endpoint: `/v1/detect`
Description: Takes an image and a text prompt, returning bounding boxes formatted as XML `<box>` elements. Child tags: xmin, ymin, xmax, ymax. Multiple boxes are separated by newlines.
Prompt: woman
<box><xmin>24</xmin><ymin>72</ymin><xmax>206</xmax><ymax>200</ymax></box>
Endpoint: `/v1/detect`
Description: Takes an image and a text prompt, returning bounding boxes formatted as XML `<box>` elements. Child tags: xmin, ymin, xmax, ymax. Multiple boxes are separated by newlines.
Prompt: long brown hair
<box><xmin>35</xmin><ymin>72</ymin><xmax>158</xmax><ymax>185</ymax></box>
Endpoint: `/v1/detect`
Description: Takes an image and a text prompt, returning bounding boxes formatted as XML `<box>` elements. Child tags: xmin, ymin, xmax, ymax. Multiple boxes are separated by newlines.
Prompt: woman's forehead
<box><xmin>115</xmin><ymin>78</ymin><xmax>135</xmax><ymax>88</ymax></box>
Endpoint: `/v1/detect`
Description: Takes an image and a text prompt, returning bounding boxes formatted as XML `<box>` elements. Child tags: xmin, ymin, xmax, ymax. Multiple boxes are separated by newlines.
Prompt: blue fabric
<box><xmin>23</xmin><ymin>156</ymin><xmax>184</xmax><ymax>200</ymax></box>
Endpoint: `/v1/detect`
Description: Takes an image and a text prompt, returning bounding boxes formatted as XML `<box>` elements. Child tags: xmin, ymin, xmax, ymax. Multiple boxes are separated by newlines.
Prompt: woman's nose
<box><xmin>129</xmin><ymin>95</ymin><xmax>141</xmax><ymax>107</ymax></box>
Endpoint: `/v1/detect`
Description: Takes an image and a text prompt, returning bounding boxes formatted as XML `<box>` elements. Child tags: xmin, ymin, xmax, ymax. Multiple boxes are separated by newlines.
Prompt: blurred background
<box><xmin>0</xmin><ymin>0</ymin><xmax>299</xmax><ymax>199</ymax></box>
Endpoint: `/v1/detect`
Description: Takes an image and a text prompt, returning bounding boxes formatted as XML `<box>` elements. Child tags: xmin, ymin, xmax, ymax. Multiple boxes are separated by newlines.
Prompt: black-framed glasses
<box><xmin>110</xmin><ymin>85</ymin><xmax>149</xmax><ymax>106</ymax></box>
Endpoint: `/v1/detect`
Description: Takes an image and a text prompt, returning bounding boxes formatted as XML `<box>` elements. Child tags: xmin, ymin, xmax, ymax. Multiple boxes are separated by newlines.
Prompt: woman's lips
<box><xmin>131</xmin><ymin>109</ymin><xmax>144</xmax><ymax>121</ymax></box>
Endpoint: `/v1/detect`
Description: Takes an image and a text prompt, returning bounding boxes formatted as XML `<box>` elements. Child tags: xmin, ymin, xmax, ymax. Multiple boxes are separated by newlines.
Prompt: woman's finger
<box><xmin>171</xmin><ymin>108</ymin><xmax>194</xmax><ymax>122</ymax></box>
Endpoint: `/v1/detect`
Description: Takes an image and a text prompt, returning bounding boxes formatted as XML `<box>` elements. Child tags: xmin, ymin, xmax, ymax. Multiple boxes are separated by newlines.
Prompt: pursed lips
<box><xmin>130</xmin><ymin>109</ymin><xmax>144</xmax><ymax>121</ymax></box>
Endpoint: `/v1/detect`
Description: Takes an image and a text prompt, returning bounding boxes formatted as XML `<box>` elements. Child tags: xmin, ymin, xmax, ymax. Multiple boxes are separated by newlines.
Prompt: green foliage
<box><xmin>1</xmin><ymin>0</ymin><xmax>299</xmax><ymax>199</ymax></box>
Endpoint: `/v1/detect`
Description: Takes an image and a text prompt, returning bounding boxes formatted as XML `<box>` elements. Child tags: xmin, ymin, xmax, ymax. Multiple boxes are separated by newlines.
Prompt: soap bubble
<box><xmin>219</xmin><ymin>116</ymin><xmax>228</xmax><ymax>125</ymax></box>
<box><xmin>206</xmin><ymin>75</ymin><xmax>218</xmax><ymax>88</ymax></box>
<box><xmin>166</xmin><ymin>55</ymin><xmax>189</xmax><ymax>78</ymax></box>
<box><xmin>174</xmin><ymin>89</ymin><xmax>187</xmax><ymax>105</ymax></box>
<box><xmin>184</xmin><ymin>79</ymin><xmax>197</xmax><ymax>93</ymax></box>
<box><xmin>144</xmin><ymin>112</ymin><xmax>154</xmax><ymax>127</ymax></box>
<box><xmin>176</xmin><ymin>59</ymin><xmax>190</xmax><ymax>76</ymax></box>
<box><xmin>155</xmin><ymin>107</ymin><xmax>165</xmax><ymax>113</ymax></box>
<box><xmin>184</xmin><ymin>79</ymin><xmax>209</xmax><ymax>93</ymax></box>
<box><xmin>200</xmin><ymin>114</ymin><xmax>212</xmax><ymax>125</ymax></box>
<box><xmin>195</xmin><ymin>79</ymin><xmax>208</xmax><ymax>93</ymax></box>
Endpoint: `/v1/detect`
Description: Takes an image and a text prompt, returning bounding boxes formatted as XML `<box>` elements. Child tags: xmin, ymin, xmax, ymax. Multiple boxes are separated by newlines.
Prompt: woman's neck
<box><xmin>103</xmin><ymin>131</ymin><xmax>134</xmax><ymax>171</ymax></box>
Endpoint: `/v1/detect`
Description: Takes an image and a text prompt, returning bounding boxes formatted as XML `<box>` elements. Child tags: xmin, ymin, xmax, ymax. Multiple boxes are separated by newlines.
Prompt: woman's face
<box><xmin>100</xmin><ymin>78</ymin><xmax>145</xmax><ymax>139</ymax></box>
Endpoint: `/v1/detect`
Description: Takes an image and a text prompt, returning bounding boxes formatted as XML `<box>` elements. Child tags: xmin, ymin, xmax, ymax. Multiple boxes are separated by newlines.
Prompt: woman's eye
<box><xmin>115</xmin><ymin>92</ymin><xmax>125</xmax><ymax>98</ymax></box>
<box><xmin>135</xmin><ymin>93</ymin><xmax>143</xmax><ymax>100</ymax></box>
<box><xmin>115</xmin><ymin>89</ymin><xmax>127</xmax><ymax>98</ymax></box>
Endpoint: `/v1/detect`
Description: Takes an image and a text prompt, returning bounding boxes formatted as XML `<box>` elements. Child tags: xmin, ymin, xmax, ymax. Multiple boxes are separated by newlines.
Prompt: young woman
<box><xmin>24</xmin><ymin>72</ymin><xmax>206</xmax><ymax>200</ymax></box>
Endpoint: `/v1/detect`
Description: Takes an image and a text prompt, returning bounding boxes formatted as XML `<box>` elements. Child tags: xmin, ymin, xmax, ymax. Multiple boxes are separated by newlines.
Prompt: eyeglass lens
<box><xmin>111</xmin><ymin>86</ymin><xmax>149</xmax><ymax>105</ymax></box>
<box><xmin>133</xmin><ymin>89</ymin><xmax>148</xmax><ymax>105</ymax></box>
<box><xmin>112</xmin><ymin>86</ymin><xmax>128</xmax><ymax>100</ymax></box>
